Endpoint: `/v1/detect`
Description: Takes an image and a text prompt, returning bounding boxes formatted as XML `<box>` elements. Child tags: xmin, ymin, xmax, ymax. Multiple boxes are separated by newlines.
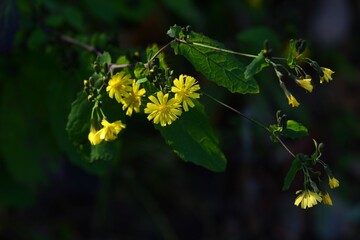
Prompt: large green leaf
<box><xmin>157</xmin><ymin>101</ymin><xmax>227</xmax><ymax>172</ymax></box>
<box><xmin>169</xmin><ymin>27</ymin><xmax>259</xmax><ymax>94</ymax></box>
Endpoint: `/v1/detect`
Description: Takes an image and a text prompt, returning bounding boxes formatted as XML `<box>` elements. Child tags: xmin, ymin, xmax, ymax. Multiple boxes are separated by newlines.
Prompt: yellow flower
<box><xmin>171</xmin><ymin>74</ymin><xmax>200</xmax><ymax>111</ymax></box>
<box><xmin>88</xmin><ymin>127</ymin><xmax>102</xmax><ymax>145</ymax></box>
<box><xmin>320</xmin><ymin>67</ymin><xmax>335</xmax><ymax>84</ymax></box>
<box><xmin>122</xmin><ymin>80</ymin><xmax>146</xmax><ymax>116</ymax></box>
<box><xmin>106</xmin><ymin>71</ymin><xmax>132</xmax><ymax>103</ymax></box>
<box><xmin>98</xmin><ymin>119</ymin><xmax>126</xmax><ymax>142</ymax></box>
<box><xmin>321</xmin><ymin>192</ymin><xmax>333</xmax><ymax>206</ymax></box>
<box><xmin>296</xmin><ymin>78</ymin><xmax>313</xmax><ymax>93</ymax></box>
<box><xmin>144</xmin><ymin>91</ymin><xmax>182</xmax><ymax>126</ymax></box>
<box><xmin>286</xmin><ymin>93</ymin><xmax>300</xmax><ymax>107</ymax></box>
<box><xmin>329</xmin><ymin>176</ymin><xmax>340</xmax><ymax>189</ymax></box>
<box><xmin>294</xmin><ymin>189</ymin><xmax>322</xmax><ymax>209</ymax></box>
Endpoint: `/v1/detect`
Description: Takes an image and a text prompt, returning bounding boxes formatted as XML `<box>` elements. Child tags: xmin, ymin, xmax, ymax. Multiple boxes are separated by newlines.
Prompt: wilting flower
<box><xmin>320</xmin><ymin>67</ymin><xmax>335</xmax><ymax>84</ymax></box>
<box><xmin>171</xmin><ymin>74</ymin><xmax>200</xmax><ymax>111</ymax></box>
<box><xmin>296</xmin><ymin>78</ymin><xmax>313</xmax><ymax>93</ymax></box>
<box><xmin>144</xmin><ymin>91</ymin><xmax>182</xmax><ymax>126</ymax></box>
<box><xmin>88</xmin><ymin>126</ymin><xmax>102</xmax><ymax>145</ymax></box>
<box><xmin>98</xmin><ymin>119</ymin><xmax>126</xmax><ymax>142</ymax></box>
<box><xmin>106</xmin><ymin>71</ymin><xmax>132</xmax><ymax>103</ymax></box>
<box><xmin>328</xmin><ymin>176</ymin><xmax>340</xmax><ymax>189</ymax></box>
<box><xmin>286</xmin><ymin>93</ymin><xmax>300</xmax><ymax>107</ymax></box>
<box><xmin>294</xmin><ymin>189</ymin><xmax>322</xmax><ymax>209</ymax></box>
<box><xmin>122</xmin><ymin>80</ymin><xmax>146</xmax><ymax>116</ymax></box>
<box><xmin>321</xmin><ymin>192</ymin><xmax>333</xmax><ymax>206</ymax></box>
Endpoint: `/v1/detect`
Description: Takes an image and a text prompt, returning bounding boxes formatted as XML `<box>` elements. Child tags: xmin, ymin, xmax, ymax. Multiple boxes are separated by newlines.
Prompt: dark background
<box><xmin>1</xmin><ymin>0</ymin><xmax>359</xmax><ymax>239</ymax></box>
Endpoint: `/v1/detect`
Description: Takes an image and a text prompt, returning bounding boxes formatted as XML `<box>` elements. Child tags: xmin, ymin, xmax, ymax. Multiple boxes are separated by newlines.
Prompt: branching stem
<box><xmin>204</xmin><ymin>92</ymin><xmax>296</xmax><ymax>158</ymax></box>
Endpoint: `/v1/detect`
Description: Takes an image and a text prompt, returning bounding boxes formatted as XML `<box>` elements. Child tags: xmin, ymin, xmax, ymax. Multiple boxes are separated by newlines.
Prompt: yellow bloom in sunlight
<box><xmin>294</xmin><ymin>189</ymin><xmax>322</xmax><ymax>209</ymax></box>
<box><xmin>296</xmin><ymin>78</ymin><xmax>313</xmax><ymax>93</ymax></box>
<box><xmin>171</xmin><ymin>74</ymin><xmax>200</xmax><ymax>111</ymax></box>
<box><xmin>106</xmin><ymin>71</ymin><xmax>132</xmax><ymax>103</ymax></box>
<box><xmin>144</xmin><ymin>91</ymin><xmax>182</xmax><ymax>126</ymax></box>
<box><xmin>286</xmin><ymin>93</ymin><xmax>300</xmax><ymax>107</ymax></box>
<box><xmin>98</xmin><ymin>119</ymin><xmax>126</xmax><ymax>142</ymax></box>
<box><xmin>88</xmin><ymin>127</ymin><xmax>102</xmax><ymax>145</ymax></box>
<box><xmin>122</xmin><ymin>80</ymin><xmax>146</xmax><ymax>116</ymax></box>
<box><xmin>320</xmin><ymin>67</ymin><xmax>335</xmax><ymax>84</ymax></box>
<box><xmin>321</xmin><ymin>192</ymin><xmax>333</xmax><ymax>206</ymax></box>
<box><xmin>329</xmin><ymin>176</ymin><xmax>340</xmax><ymax>189</ymax></box>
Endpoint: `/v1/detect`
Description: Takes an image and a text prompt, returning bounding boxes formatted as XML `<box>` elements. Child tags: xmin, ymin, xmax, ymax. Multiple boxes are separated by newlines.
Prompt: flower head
<box><xmin>122</xmin><ymin>80</ymin><xmax>146</xmax><ymax>116</ymax></box>
<box><xmin>144</xmin><ymin>91</ymin><xmax>182</xmax><ymax>126</ymax></box>
<box><xmin>98</xmin><ymin>119</ymin><xmax>126</xmax><ymax>142</ymax></box>
<box><xmin>106</xmin><ymin>71</ymin><xmax>132</xmax><ymax>103</ymax></box>
<box><xmin>328</xmin><ymin>176</ymin><xmax>340</xmax><ymax>189</ymax></box>
<box><xmin>294</xmin><ymin>189</ymin><xmax>322</xmax><ymax>209</ymax></box>
<box><xmin>296</xmin><ymin>78</ymin><xmax>313</xmax><ymax>93</ymax></box>
<box><xmin>321</xmin><ymin>192</ymin><xmax>333</xmax><ymax>206</ymax></box>
<box><xmin>286</xmin><ymin>93</ymin><xmax>300</xmax><ymax>107</ymax></box>
<box><xmin>88</xmin><ymin>126</ymin><xmax>102</xmax><ymax>145</ymax></box>
<box><xmin>171</xmin><ymin>74</ymin><xmax>200</xmax><ymax>111</ymax></box>
<box><xmin>320</xmin><ymin>67</ymin><xmax>335</xmax><ymax>84</ymax></box>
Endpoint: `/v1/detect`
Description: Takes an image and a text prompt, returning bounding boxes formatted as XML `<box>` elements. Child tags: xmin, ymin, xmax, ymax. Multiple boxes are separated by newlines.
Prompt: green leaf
<box><xmin>169</xmin><ymin>28</ymin><xmax>259</xmax><ymax>94</ymax></box>
<box><xmin>167</xmin><ymin>25</ymin><xmax>183</xmax><ymax>38</ymax></box>
<box><xmin>282</xmin><ymin>120</ymin><xmax>308</xmax><ymax>139</ymax></box>
<box><xmin>66</xmin><ymin>91</ymin><xmax>92</xmax><ymax>145</ymax></box>
<box><xmin>282</xmin><ymin>155</ymin><xmax>302</xmax><ymax>191</ymax></box>
<box><xmin>96</xmin><ymin>51</ymin><xmax>112</xmax><ymax>68</ymax></box>
<box><xmin>157</xmin><ymin>100</ymin><xmax>227</xmax><ymax>172</ymax></box>
<box><xmin>287</xmin><ymin>39</ymin><xmax>296</xmax><ymax>69</ymax></box>
<box><xmin>244</xmin><ymin>51</ymin><xmax>269</xmax><ymax>79</ymax></box>
<box><xmin>65</xmin><ymin>91</ymin><xmax>123</xmax><ymax>174</ymax></box>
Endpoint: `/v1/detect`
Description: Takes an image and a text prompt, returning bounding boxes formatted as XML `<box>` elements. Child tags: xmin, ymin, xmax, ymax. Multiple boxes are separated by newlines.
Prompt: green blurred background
<box><xmin>1</xmin><ymin>0</ymin><xmax>359</xmax><ymax>239</ymax></box>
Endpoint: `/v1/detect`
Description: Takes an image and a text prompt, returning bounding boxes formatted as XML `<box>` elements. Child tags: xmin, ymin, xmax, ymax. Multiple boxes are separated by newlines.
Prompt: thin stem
<box><xmin>109</xmin><ymin>63</ymin><xmax>136</xmax><ymax>73</ymax></box>
<box><xmin>176</xmin><ymin>38</ymin><xmax>258</xmax><ymax>58</ymax></box>
<box><xmin>176</xmin><ymin>38</ymin><xmax>287</xmax><ymax>61</ymax></box>
<box><xmin>145</xmin><ymin>41</ymin><xmax>173</xmax><ymax>67</ymax></box>
<box><xmin>204</xmin><ymin>92</ymin><xmax>296</xmax><ymax>158</ymax></box>
<box><xmin>60</xmin><ymin>34</ymin><xmax>101</xmax><ymax>56</ymax></box>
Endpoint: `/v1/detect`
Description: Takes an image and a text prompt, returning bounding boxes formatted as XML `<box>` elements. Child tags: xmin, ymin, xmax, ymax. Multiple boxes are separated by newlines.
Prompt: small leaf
<box><xmin>96</xmin><ymin>51</ymin><xmax>112</xmax><ymax>69</ymax></box>
<box><xmin>170</xmin><ymin>29</ymin><xmax>259</xmax><ymax>94</ymax></box>
<box><xmin>167</xmin><ymin>24</ymin><xmax>183</xmax><ymax>38</ymax></box>
<box><xmin>136</xmin><ymin>77</ymin><xmax>148</xmax><ymax>84</ymax></box>
<box><xmin>157</xmin><ymin>100</ymin><xmax>227</xmax><ymax>172</ymax></box>
<box><xmin>287</xmin><ymin>39</ymin><xmax>296</xmax><ymax>69</ymax></box>
<box><xmin>244</xmin><ymin>51</ymin><xmax>269</xmax><ymax>79</ymax></box>
<box><xmin>282</xmin><ymin>155</ymin><xmax>302</xmax><ymax>191</ymax></box>
<box><xmin>282</xmin><ymin>120</ymin><xmax>308</xmax><ymax>139</ymax></box>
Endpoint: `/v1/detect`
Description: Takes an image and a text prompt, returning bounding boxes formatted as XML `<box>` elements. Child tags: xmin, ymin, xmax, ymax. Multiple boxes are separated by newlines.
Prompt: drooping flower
<box><xmin>328</xmin><ymin>176</ymin><xmax>340</xmax><ymax>189</ymax></box>
<box><xmin>286</xmin><ymin>93</ymin><xmax>300</xmax><ymax>107</ymax></box>
<box><xmin>294</xmin><ymin>189</ymin><xmax>322</xmax><ymax>209</ymax></box>
<box><xmin>98</xmin><ymin>119</ymin><xmax>126</xmax><ymax>142</ymax></box>
<box><xmin>88</xmin><ymin>126</ymin><xmax>102</xmax><ymax>145</ymax></box>
<box><xmin>296</xmin><ymin>78</ymin><xmax>313</xmax><ymax>93</ymax></box>
<box><xmin>144</xmin><ymin>91</ymin><xmax>182</xmax><ymax>126</ymax></box>
<box><xmin>320</xmin><ymin>67</ymin><xmax>335</xmax><ymax>84</ymax></box>
<box><xmin>106</xmin><ymin>71</ymin><xmax>132</xmax><ymax>103</ymax></box>
<box><xmin>321</xmin><ymin>192</ymin><xmax>333</xmax><ymax>206</ymax></box>
<box><xmin>122</xmin><ymin>80</ymin><xmax>146</xmax><ymax>116</ymax></box>
<box><xmin>171</xmin><ymin>74</ymin><xmax>200</xmax><ymax>111</ymax></box>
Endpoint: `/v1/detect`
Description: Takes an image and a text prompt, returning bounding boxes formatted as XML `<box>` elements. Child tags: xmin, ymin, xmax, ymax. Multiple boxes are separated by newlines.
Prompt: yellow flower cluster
<box><xmin>144</xmin><ymin>74</ymin><xmax>201</xmax><ymax>126</ymax></box>
<box><xmin>106</xmin><ymin>72</ymin><xmax>146</xmax><ymax>117</ymax></box>
<box><xmin>281</xmin><ymin>67</ymin><xmax>334</xmax><ymax>108</ymax></box>
<box><xmin>88</xmin><ymin>72</ymin><xmax>201</xmax><ymax>145</ymax></box>
<box><xmin>294</xmin><ymin>176</ymin><xmax>339</xmax><ymax>209</ymax></box>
